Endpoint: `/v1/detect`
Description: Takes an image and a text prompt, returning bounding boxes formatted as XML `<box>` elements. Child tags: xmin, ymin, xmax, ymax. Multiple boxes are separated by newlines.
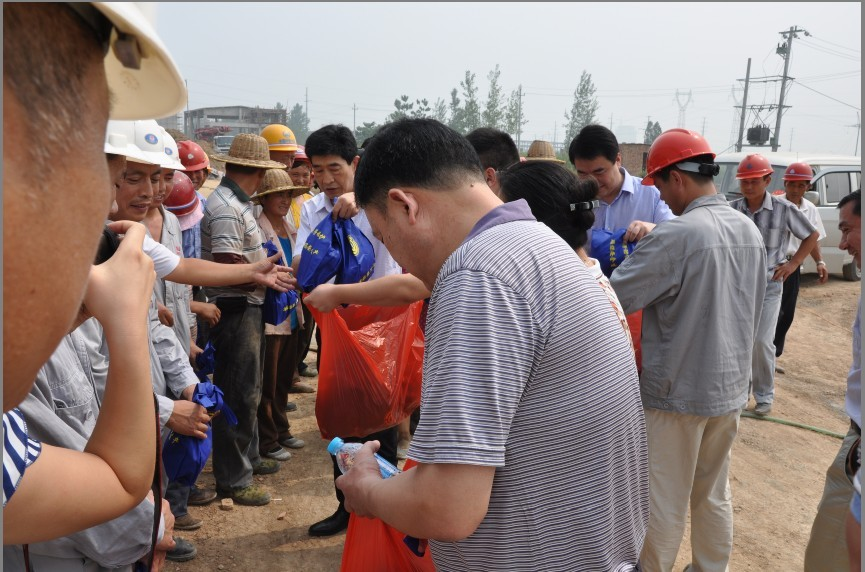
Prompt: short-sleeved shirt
<box><xmin>295</xmin><ymin>192</ymin><xmax>401</xmax><ymax>281</ymax></box>
<box><xmin>3</xmin><ymin>408</ymin><xmax>42</xmax><ymax>507</ymax></box>
<box><xmin>201</xmin><ymin>177</ymin><xmax>267</xmax><ymax>305</ymax></box>
<box><xmin>785</xmin><ymin>197</ymin><xmax>826</xmax><ymax>256</ymax></box>
<box><xmin>591</xmin><ymin>167</ymin><xmax>676</xmax><ymax>233</ymax></box>
<box><xmin>142</xmin><ymin>235</ymin><xmax>180</xmax><ymax>278</ymax></box>
<box><xmin>730</xmin><ymin>192</ymin><xmax>816</xmax><ymax>270</ymax></box>
<box><xmin>410</xmin><ymin>200</ymin><xmax>648</xmax><ymax>571</ymax></box>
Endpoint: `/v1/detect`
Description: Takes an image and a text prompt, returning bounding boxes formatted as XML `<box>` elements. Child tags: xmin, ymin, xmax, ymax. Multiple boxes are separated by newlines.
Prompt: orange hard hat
<box><xmin>164</xmin><ymin>171</ymin><xmax>199</xmax><ymax>217</ymax></box>
<box><xmin>736</xmin><ymin>154</ymin><xmax>773</xmax><ymax>180</ymax></box>
<box><xmin>782</xmin><ymin>161</ymin><xmax>814</xmax><ymax>182</ymax></box>
<box><xmin>642</xmin><ymin>128</ymin><xmax>715</xmax><ymax>186</ymax></box>
<box><xmin>177</xmin><ymin>140</ymin><xmax>210</xmax><ymax>172</ymax></box>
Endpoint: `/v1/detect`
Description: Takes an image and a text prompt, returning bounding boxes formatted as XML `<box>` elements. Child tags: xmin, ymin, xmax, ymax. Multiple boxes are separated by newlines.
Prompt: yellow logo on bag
<box><xmin>347</xmin><ymin>235</ymin><xmax>360</xmax><ymax>256</ymax></box>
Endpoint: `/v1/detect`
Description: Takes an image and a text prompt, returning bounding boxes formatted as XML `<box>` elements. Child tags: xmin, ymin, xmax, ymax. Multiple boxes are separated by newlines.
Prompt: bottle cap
<box><xmin>327</xmin><ymin>437</ymin><xmax>345</xmax><ymax>455</ymax></box>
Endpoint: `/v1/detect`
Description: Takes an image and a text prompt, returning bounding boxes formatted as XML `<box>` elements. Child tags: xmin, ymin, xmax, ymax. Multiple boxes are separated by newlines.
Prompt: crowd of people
<box><xmin>3</xmin><ymin>3</ymin><xmax>861</xmax><ymax>571</ymax></box>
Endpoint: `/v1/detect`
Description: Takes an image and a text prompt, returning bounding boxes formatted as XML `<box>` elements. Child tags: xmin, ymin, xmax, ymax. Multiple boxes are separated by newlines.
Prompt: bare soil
<box><xmin>169</xmin><ymin>275</ymin><xmax>860</xmax><ymax>572</ymax></box>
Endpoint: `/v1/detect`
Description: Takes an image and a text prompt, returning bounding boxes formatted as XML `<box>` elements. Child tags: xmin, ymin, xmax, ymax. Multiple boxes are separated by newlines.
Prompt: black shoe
<box><xmin>308</xmin><ymin>506</ymin><xmax>350</xmax><ymax>537</ymax></box>
<box><xmin>284</xmin><ymin>401</ymin><xmax>298</xmax><ymax>413</ymax></box>
<box><xmin>166</xmin><ymin>537</ymin><xmax>197</xmax><ymax>562</ymax></box>
<box><xmin>188</xmin><ymin>485</ymin><xmax>217</xmax><ymax>506</ymax></box>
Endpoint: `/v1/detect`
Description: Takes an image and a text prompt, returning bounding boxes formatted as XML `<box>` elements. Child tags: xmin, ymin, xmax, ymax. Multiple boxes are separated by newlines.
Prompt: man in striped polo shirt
<box><xmin>337</xmin><ymin>118</ymin><xmax>649</xmax><ymax>571</ymax></box>
<box><xmin>201</xmin><ymin>134</ymin><xmax>287</xmax><ymax>506</ymax></box>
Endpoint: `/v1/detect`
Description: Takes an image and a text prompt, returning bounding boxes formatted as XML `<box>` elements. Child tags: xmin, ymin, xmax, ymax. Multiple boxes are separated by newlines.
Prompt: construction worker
<box><xmin>773</xmin><ymin>162</ymin><xmax>828</xmax><ymax>373</ymax></box>
<box><xmin>178</xmin><ymin>139</ymin><xmax>211</xmax><ymax>192</ymax></box>
<box><xmin>261</xmin><ymin>123</ymin><xmax>299</xmax><ymax>170</ymax></box>
<box><xmin>610</xmin><ymin>129</ymin><xmax>766</xmax><ymax>572</ymax></box>
<box><xmin>3</xmin><ymin>1</ymin><xmax>187</xmax><ymax>544</ymax></box>
<box><xmin>728</xmin><ymin>154</ymin><xmax>819</xmax><ymax>416</ymax></box>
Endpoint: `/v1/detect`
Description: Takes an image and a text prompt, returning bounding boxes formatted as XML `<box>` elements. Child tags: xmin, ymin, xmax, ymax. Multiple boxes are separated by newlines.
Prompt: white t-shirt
<box><xmin>785</xmin><ymin>197</ymin><xmax>826</xmax><ymax>257</ymax></box>
<box><xmin>143</xmin><ymin>235</ymin><xmax>180</xmax><ymax>279</ymax></box>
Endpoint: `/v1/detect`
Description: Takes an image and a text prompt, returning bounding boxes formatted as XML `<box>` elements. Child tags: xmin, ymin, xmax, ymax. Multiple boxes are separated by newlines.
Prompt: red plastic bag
<box><xmin>626</xmin><ymin>310</ymin><xmax>642</xmax><ymax>374</ymax></box>
<box><xmin>308</xmin><ymin>301</ymin><xmax>425</xmax><ymax>439</ymax></box>
<box><xmin>339</xmin><ymin>459</ymin><xmax>436</xmax><ymax>572</ymax></box>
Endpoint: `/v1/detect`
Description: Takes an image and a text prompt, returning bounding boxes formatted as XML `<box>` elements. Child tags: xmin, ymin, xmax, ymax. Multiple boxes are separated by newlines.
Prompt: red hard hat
<box><xmin>736</xmin><ymin>154</ymin><xmax>773</xmax><ymax>180</ymax></box>
<box><xmin>782</xmin><ymin>161</ymin><xmax>814</xmax><ymax>182</ymax></box>
<box><xmin>642</xmin><ymin>128</ymin><xmax>715</xmax><ymax>186</ymax></box>
<box><xmin>177</xmin><ymin>140</ymin><xmax>210</xmax><ymax>172</ymax></box>
<box><xmin>292</xmin><ymin>144</ymin><xmax>310</xmax><ymax>164</ymax></box>
<box><xmin>164</xmin><ymin>171</ymin><xmax>199</xmax><ymax>217</ymax></box>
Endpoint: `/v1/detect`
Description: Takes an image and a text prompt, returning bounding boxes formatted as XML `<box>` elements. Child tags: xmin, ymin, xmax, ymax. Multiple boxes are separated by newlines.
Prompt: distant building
<box><xmin>157</xmin><ymin>113</ymin><xmax>184</xmax><ymax>133</ymax></box>
<box><xmin>182</xmin><ymin>105</ymin><xmax>287</xmax><ymax>142</ymax></box>
<box><xmin>620</xmin><ymin>143</ymin><xmax>651</xmax><ymax>177</ymax></box>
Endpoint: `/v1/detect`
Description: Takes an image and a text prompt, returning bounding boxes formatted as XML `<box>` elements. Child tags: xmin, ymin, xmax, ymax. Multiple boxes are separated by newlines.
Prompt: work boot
<box><xmin>188</xmin><ymin>486</ymin><xmax>217</xmax><ymax>506</ymax></box>
<box><xmin>217</xmin><ymin>484</ymin><xmax>271</xmax><ymax>506</ymax></box>
<box><xmin>174</xmin><ymin>514</ymin><xmax>202</xmax><ymax>531</ymax></box>
<box><xmin>166</xmin><ymin>537</ymin><xmax>197</xmax><ymax>562</ymax></box>
<box><xmin>253</xmin><ymin>458</ymin><xmax>281</xmax><ymax>475</ymax></box>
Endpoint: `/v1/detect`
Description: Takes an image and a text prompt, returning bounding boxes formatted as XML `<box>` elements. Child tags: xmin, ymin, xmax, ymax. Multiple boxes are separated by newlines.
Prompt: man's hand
<box><xmin>336</xmin><ymin>441</ymin><xmax>385</xmax><ymax>518</ymax></box>
<box><xmin>167</xmin><ymin>400</ymin><xmax>209</xmax><ymax>439</ymax></box>
<box><xmin>156</xmin><ymin>302</ymin><xmax>175</xmax><ymax>328</ymax></box>
<box><xmin>189</xmin><ymin>343</ymin><xmax>204</xmax><ymax>370</ymax></box>
<box><xmin>191</xmin><ymin>301</ymin><xmax>221</xmax><ymax>326</ymax></box>
<box><xmin>772</xmin><ymin>261</ymin><xmax>801</xmax><ymax>282</ymax></box>
<box><xmin>332</xmin><ymin>192</ymin><xmax>360</xmax><ymax>220</ymax></box>
<box><xmin>151</xmin><ymin>499</ymin><xmax>176</xmax><ymax>571</ymax></box>
<box><xmin>623</xmin><ymin>220</ymin><xmax>656</xmax><ymax>243</ymax></box>
<box><xmin>249</xmin><ymin>252</ymin><xmax>297</xmax><ymax>292</ymax></box>
<box><xmin>303</xmin><ymin>284</ymin><xmax>343</xmax><ymax>313</ymax></box>
<box><xmin>816</xmin><ymin>263</ymin><xmax>829</xmax><ymax>284</ymax></box>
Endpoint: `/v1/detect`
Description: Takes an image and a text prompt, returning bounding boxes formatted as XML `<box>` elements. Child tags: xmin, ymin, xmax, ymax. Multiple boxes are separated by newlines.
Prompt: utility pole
<box><xmin>788</xmin><ymin>128</ymin><xmax>794</xmax><ymax>151</ymax></box>
<box><xmin>352</xmin><ymin>103</ymin><xmax>357</xmax><ymax>132</ymax></box>
<box><xmin>184</xmin><ymin>79</ymin><xmax>190</xmax><ymax>138</ymax></box>
<box><xmin>304</xmin><ymin>88</ymin><xmax>308</xmax><ymax>118</ymax></box>
<box><xmin>773</xmin><ymin>26</ymin><xmax>808</xmax><ymax>151</ymax></box>
<box><xmin>735</xmin><ymin>59</ymin><xmax>751</xmax><ymax>152</ymax></box>
<box><xmin>675</xmin><ymin>90</ymin><xmax>693</xmax><ymax>128</ymax></box>
<box><xmin>609</xmin><ymin>113</ymin><xmax>613</xmax><ymax>130</ymax></box>
<box><xmin>701</xmin><ymin>117</ymin><xmax>707</xmax><ymax>135</ymax></box>
<box><xmin>851</xmin><ymin>111</ymin><xmax>861</xmax><ymax>156</ymax></box>
<box><xmin>553</xmin><ymin>122</ymin><xmax>557</xmax><ymax>148</ymax></box>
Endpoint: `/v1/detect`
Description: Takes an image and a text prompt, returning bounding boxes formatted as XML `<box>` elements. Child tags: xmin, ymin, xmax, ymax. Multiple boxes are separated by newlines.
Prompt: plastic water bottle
<box><xmin>328</xmin><ymin>436</ymin><xmax>401</xmax><ymax>479</ymax></box>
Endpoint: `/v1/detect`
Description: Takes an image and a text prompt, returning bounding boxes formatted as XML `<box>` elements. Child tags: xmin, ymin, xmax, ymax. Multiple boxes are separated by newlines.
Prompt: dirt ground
<box><xmin>169</xmin><ymin>274</ymin><xmax>860</xmax><ymax>572</ymax></box>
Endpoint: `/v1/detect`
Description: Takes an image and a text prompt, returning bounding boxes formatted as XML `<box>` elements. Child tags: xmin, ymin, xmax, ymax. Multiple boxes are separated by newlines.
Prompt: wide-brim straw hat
<box><xmin>251</xmin><ymin>169</ymin><xmax>308</xmax><ymax>203</ymax></box>
<box><xmin>525</xmin><ymin>140</ymin><xmax>565</xmax><ymax>164</ymax></box>
<box><xmin>213</xmin><ymin>133</ymin><xmax>287</xmax><ymax>169</ymax></box>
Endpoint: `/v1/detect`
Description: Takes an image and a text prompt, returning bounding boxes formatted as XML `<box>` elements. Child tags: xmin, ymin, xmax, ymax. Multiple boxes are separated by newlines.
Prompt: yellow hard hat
<box><xmin>260</xmin><ymin>124</ymin><xmax>298</xmax><ymax>152</ymax></box>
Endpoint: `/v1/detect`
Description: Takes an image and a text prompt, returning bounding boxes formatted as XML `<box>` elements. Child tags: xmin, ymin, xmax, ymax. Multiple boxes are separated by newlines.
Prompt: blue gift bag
<box><xmin>297</xmin><ymin>215</ymin><xmax>343</xmax><ymax>292</ymax></box>
<box><xmin>589</xmin><ymin>228</ymin><xmax>637</xmax><ymax>278</ymax></box>
<box><xmin>262</xmin><ymin>240</ymin><xmax>298</xmax><ymax>325</ymax></box>
<box><xmin>335</xmin><ymin>218</ymin><xmax>375</xmax><ymax>285</ymax></box>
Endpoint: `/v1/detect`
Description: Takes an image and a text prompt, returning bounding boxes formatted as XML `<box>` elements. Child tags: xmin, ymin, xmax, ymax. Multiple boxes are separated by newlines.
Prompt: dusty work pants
<box><xmin>751</xmin><ymin>279</ymin><xmax>783</xmax><ymax>405</ymax></box>
<box><xmin>640</xmin><ymin>408</ymin><xmax>740</xmax><ymax>572</ymax></box>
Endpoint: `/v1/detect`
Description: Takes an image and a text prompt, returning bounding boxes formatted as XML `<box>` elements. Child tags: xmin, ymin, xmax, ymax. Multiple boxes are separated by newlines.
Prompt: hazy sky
<box><xmin>154</xmin><ymin>2</ymin><xmax>861</xmax><ymax>156</ymax></box>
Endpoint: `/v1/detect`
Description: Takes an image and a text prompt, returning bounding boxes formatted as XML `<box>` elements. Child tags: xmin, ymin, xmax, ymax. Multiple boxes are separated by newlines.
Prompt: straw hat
<box><xmin>213</xmin><ymin>133</ymin><xmax>287</xmax><ymax>169</ymax></box>
<box><xmin>525</xmin><ymin>140</ymin><xmax>565</xmax><ymax>164</ymax></box>
<box><xmin>251</xmin><ymin>169</ymin><xmax>308</xmax><ymax>203</ymax></box>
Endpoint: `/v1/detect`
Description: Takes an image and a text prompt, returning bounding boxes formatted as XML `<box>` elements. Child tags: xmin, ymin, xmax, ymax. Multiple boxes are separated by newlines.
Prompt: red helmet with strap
<box><xmin>164</xmin><ymin>171</ymin><xmax>199</xmax><ymax>217</ymax></box>
<box><xmin>782</xmin><ymin>161</ymin><xmax>814</xmax><ymax>182</ymax></box>
<box><xmin>736</xmin><ymin>154</ymin><xmax>773</xmax><ymax>180</ymax></box>
<box><xmin>642</xmin><ymin>128</ymin><xmax>716</xmax><ymax>186</ymax></box>
<box><xmin>177</xmin><ymin>140</ymin><xmax>210</xmax><ymax>172</ymax></box>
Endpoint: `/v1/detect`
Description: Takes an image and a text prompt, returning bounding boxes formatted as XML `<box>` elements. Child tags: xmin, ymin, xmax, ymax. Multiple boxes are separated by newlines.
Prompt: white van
<box><xmin>714</xmin><ymin>152</ymin><xmax>861</xmax><ymax>281</ymax></box>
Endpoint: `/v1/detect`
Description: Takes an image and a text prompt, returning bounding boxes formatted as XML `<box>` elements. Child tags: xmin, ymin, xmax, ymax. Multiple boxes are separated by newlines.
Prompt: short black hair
<box><xmin>465</xmin><ymin>128</ymin><xmax>520</xmax><ymax>171</ymax></box>
<box><xmin>568</xmin><ymin>124</ymin><xmax>619</xmax><ymax>165</ymax></box>
<box><xmin>498</xmin><ymin>161</ymin><xmax>598</xmax><ymax>250</ymax></box>
<box><xmin>653</xmin><ymin>153</ymin><xmax>717</xmax><ymax>186</ymax></box>
<box><xmin>838</xmin><ymin>189</ymin><xmax>861</xmax><ymax>216</ymax></box>
<box><xmin>354</xmin><ymin>118</ymin><xmax>484</xmax><ymax>211</ymax></box>
<box><xmin>305</xmin><ymin>124</ymin><xmax>357</xmax><ymax>165</ymax></box>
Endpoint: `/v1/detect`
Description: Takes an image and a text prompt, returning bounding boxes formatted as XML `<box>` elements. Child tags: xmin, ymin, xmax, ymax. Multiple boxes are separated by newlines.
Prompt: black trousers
<box><xmin>774</xmin><ymin>266</ymin><xmax>801</xmax><ymax>357</ymax></box>
<box><xmin>331</xmin><ymin>425</ymin><xmax>399</xmax><ymax>506</ymax></box>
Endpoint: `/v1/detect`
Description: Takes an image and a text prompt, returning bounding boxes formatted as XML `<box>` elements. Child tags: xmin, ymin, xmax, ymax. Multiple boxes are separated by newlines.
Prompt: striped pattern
<box><xmin>730</xmin><ymin>194</ymin><xmax>816</xmax><ymax>269</ymax></box>
<box><xmin>411</xmin><ymin>220</ymin><xmax>648</xmax><ymax>571</ymax></box>
<box><xmin>201</xmin><ymin>185</ymin><xmax>266</xmax><ymax>304</ymax></box>
<box><xmin>3</xmin><ymin>408</ymin><xmax>42</xmax><ymax>507</ymax></box>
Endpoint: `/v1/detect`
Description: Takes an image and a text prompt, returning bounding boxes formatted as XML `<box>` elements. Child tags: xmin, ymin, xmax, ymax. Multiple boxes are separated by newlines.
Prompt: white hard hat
<box><xmin>105</xmin><ymin>120</ymin><xmax>157</xmax><ymax>165</ymax></box>
<box><xmin>127</xmin><ymin>119</ymin><xmax>168</xmax><ymax>165</ymax></box>
<box><xmin>161</xmin><ymin>129</ymin><xmax>186</xmax><ymax>170</ymax></box>
<box><xmin>87</xmin><ymin>3</ymin><xmax>187</xmax><ymax>120</ymax></box>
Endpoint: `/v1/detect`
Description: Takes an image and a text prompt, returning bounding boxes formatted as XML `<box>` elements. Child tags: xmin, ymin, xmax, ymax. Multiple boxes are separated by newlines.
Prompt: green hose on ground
<box><xmin>741</xmin><ymin>410</ymin><xmax>845</xmax><ymax>439</ymax></box>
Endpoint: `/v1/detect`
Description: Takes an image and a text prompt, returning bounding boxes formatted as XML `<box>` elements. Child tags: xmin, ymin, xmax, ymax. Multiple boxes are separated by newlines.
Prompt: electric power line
<box><xmin>792</xmin><ymin>80</ymin><xmax>861</xmax><ymax>111</ymax></box>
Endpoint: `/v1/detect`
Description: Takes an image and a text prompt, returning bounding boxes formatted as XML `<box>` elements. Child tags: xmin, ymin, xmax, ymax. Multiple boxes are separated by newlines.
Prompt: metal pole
<box><xmin>773</xmin><ymin>27</ymin><xmax>798</xmax><ymax>152</ymax></box>
<box><xmin>736</xmin><ymin>58</ymin><xmax>751</xmax><ymax>152</ymax></box>
<box><xmin>855</xmin><ymin>112</ymin><xmax>861</xmax><ymax>156</ymax></box>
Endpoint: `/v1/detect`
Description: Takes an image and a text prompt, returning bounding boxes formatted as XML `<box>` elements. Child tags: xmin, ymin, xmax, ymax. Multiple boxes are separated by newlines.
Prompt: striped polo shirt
<box><xmin>410</xmin><ymin>200</ymin><xmax>648</xmax><ymax>571</ymax></box>
<box><xmin>201</xmin><ymin>177</ymin><xmax>266</xmax><ymax>305</ymax></box>
<box><xmin>3</xmin><ymin>408</ymin><xmax>42</xmax><ymax>507</ymax></box>
<box><xmin>729</xmin><ymin>192</ymin><xmax>816</xmax><ymax>270</ymax></box>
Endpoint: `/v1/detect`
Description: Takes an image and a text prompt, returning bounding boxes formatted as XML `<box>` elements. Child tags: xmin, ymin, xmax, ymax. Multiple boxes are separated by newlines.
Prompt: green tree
<box><xmin>274</xmin><ymin>101</ymin><xmax>285</xmax><ymax>111</ymax></box>
<box><xmin>643</xmin><ymin>120</ymin><xmax>662</xmax><ymax>145</ymax></box>
<box><xmin>563</xmin><ymin>70</ymin><xmax>599</xmax><ymax>146</ymax></box>
<box><xmin>461</xmin><ymin>70</ymin><xmax>481</xmax><ymax>133</ymax></box>
<box><xmin>432</xmin><ymin>98</ymin><xmax>448</xmax><ymax>123</ymax></box>
<box><xmin>286</xmin><ymin>103</ymin><xmax>310</xmax><ymax>144</ymax></box>
<box><xmin>387</xmin><ymin>94</ymin><xmax>415</xmax><ymax>122</ymax></box>
<box><xmin>482</xmin><ymin>64</ymin><xmax>505</xmax><ymax>130</ymax></box>
<box><xmin>447</xmin><ymin>88</ymin><xmax>466</xmax><ymax>134</ymax></box>
<box><xmin>504</xmin><ymin>85</ymin><xmax>527</xmax><ymax>142</ymax></box>
<box><xmin>354</xmin><ymin>121</ymin><xmax>380</xmax><ymax>146</ymax></box>
<box><xmin>411</xmin><ymin>98</ymin><xmax>432</xmax><ymax>119</ymax></box>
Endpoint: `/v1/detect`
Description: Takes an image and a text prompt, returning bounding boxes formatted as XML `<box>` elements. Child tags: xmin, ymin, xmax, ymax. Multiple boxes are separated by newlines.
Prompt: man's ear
<box><xmin>484</xmin><ymin>166</ymin><xmax>497</xmax><ymax>187</ymax></box>
<box><xmin>615</xmin><ymin>153</ymin><xmax>623</xmax><ymax>167</ymax></box>
<box><xmin>387</xmin><ymin>188</ymin><xmax>419</xmax><ymax>224</ymax></box>
<box><xmin>351</xmin><ymin>155</ymin><xmax>360</xmax><ymax>170</ymax></box>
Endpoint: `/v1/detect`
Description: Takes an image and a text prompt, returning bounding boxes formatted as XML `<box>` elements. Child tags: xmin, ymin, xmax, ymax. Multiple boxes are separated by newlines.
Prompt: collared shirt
<box><xmin>729</xmin><ymin>192</ymin><xmax>816</xmax><ymax>270</ymax></box>
<box><xmin>611</xmin><ymin>194</ymin><xmax>768</xmax><ymax>416</ymax></box>
<box><xmin>785</xmin><ymin>196</ymin><xmax>826</xmax><ymax>256</ymax></box>
<box><xmin>295</xmin><ymin>192</ymin><xmax>401</xmax><ymax>281</ymax></box>
<box><xmin>153</xmin><ymin>207</ymin><xmax>192</xmax><ymax>356</ymax></box>
<box><xmin>848</xmin><ymin>295</ymin><xmax>861</xmax><ymax>428</ymax></box>
<box><xmin>591</xmin><ymin>167</ymin><xmax>675</xmax><ymax>232</ymax></box>
<box><xmin>201</xmin><ymin>177</ymin><xmax>266</xmax><ymax>305</ymax></box>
